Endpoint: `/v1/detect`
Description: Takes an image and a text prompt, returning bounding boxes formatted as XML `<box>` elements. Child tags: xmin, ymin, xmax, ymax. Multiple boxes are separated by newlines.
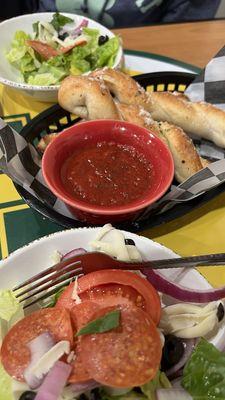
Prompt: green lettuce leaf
<box><xmin>141</xmin><ymin>371</ymin><xmax>171</xmax><ymax>400</ymax></box>
<box><xmin>99</xmin><ymin>387</ymin><xmax>146</xmax><ymax>400</ymax></box>
<box><xmin>0</xmin><ymin>363</ymin><xmax>12</xmax><ymax>400</ymax></box>
<box><xmin>27</xmin><ymin>63</ymin><xmax>67</xmax><ymax>85</ymax></box>
<box><xmin>0</xmin><ymin>290</ymin><xmax>21</xmax><ymax>322</ymax></box>
<box><xmin>50</xmin><ymin>12</ymin><xmax>74</xmax><ymax>32</ymax></box>
<box><xmin>182</xmin><ymin>338</ymin><xmax>225</xmax><ymax>399</ymax></box>
<box><xmin>0</xmin><ymin>290</ymin><xmax>24</xmax><ymax>400</ymax></box>
<box><xmin>95</xmin><ymin>36</ymin><xmax>120</xmax><ymax>68</ymax></box>
<box><xmin>6</xmin><ymin>30</ymin><xmax>38</xmax><ymax>77</ymax></box>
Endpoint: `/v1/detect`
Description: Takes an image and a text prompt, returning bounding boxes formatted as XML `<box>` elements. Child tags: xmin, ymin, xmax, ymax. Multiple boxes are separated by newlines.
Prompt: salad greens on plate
<box><xmin>6</xmin><ymin>13</ymin><xmax>120</xmax><ymax>86</ymax></box>
<box><xmin>0</xmin><ymin>225</ymin><xmax>225</xmax><ymax>400</ymax></box>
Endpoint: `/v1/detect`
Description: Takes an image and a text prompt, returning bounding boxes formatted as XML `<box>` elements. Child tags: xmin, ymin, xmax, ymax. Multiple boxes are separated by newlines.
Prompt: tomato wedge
<box><xmin>56</xmin><ymin>270</ymin><xmax>161</xmax><ymax>324</ymax></box>
<box><xmin>27</xmin><ymin>40</ymin><xmax>59</xmax><ymax>60</ymax></box>
<box><xmin>79</xmin><ymin>305</ymin><xmax>162</xmax><ymax>388</ymax></box>
<box><xmin>1</xmin><ymin>308</ymin><xmax>73</xmax><ymax>381</ymax></box>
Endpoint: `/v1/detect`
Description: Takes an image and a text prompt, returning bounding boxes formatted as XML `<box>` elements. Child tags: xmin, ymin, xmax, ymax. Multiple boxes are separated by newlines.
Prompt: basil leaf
<box><xmin>50</xmin><ymin>12</ymin><xmax>74</xmax><ymax>32</ymax></box>
<box><xmin>182</xmin><ymin>338</ymin><xmax>225</xmax><ymax>399</ymax></box>
<box><xmin>76</xmin><ymin>309</ymin><xmax>120</xmax><ymax>336</ymax></box>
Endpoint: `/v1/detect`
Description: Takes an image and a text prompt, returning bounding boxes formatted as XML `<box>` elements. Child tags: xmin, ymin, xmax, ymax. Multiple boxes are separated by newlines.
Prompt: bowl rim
<box><xmin>0</xmin><ymin>12</ymin><xmax>123</xmax><ymax>91</ymax></box>
<box><xmin>42</xmin><ymin>119</ymin><xmax>175</xmax><ymax>216</ymax></box>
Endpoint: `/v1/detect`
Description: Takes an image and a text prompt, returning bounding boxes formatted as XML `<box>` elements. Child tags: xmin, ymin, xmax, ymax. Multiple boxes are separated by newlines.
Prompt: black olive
<box><xmin>125</xmin><ymin>238</ymin><xmax>135</xmax><ymax>246</ymax></box>
<box><xmin>217</xmin><ymin>302</ymin><xmax>225</xmax><ymax>322</ymax></box>
<box><xmin>58</xmin><ymin>32</ymin><xmax>69</xmax><ymax>41</ymax></box>
<box><xmin>19</xmin><ymin>391</ymin><xmax>36</xmax><ymax>400</ymax></box>
<box><xmin>98</xmin><ymin>35</ymin><xmax>109</xmax><ymax>45</ymax></box>
<box><xmin>89</xmin><ymin>388</ymin><xmax>101</xmax><ymax>400</ymax></box>
<box><xmin>78</xmin><ymin>394</ymin><xmax>89</xmax><ymax>400</ymax></box>
<box><xmin>161</xmin><ymin>334</ymin><xmax>185</xmax><ymax>372</ymax></box>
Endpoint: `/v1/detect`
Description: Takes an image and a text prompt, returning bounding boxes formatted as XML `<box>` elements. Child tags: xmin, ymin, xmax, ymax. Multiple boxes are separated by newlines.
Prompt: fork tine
<box><xmin>23</xmin><ymin>280</ymin><xmax>73</xmax><ymax>309</ymax></box>
<box><xmin>19</xmin><ymin>264</ymin><xmax>83</xmax><ymax>304</ymax></box>
<box><xmin>13</xmin><ymin>254</ymin><xmax>84</xmax><ymax>292</ymax></box>
<box><xmin>15</xmin><ymin>261</ymin><xmax>82</xmax><ymax>299</ymax></box>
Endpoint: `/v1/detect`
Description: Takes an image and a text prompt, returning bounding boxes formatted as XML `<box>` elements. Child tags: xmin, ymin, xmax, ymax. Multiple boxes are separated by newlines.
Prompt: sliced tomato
<box><xmin>56</xmin><ymin>269</ymin><xmax>161</xmax><ymax>324</ymax></box>
<box><xmin>79</xmin><ymin>304</ymin><xmax>162</xmax><ymax>388</ymax></box>
<box><xmin>60</xmin><ymin>39</ymin><xmax>87</xmax><ymax>54</ymax></box>
<box><xmin>1</xmin><ymin>308</ymin><xmax>73</xmax><ymax>381</ymax></box>
<box><xmin>26</xmin><ymin>40</ymin><xmax>59</xmax><ymax>60</ymax></box>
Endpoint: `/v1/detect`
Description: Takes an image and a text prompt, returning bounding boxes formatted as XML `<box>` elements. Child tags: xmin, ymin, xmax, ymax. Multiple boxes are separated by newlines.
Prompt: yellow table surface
<box><xmin>1</xmin><ymin>72</ymin><xmax>225</xmax><ymax>290</ymax></box>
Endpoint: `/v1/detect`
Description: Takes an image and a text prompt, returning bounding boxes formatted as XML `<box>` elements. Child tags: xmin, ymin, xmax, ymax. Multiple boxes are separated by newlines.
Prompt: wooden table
<box><xmin>114</xmin><ymin>20</ymin><xmax>225</xmax><ymax>68</ymax></box>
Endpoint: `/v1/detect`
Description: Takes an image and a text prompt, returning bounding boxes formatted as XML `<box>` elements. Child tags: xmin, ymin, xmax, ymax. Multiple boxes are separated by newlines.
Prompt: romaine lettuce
<box><xmin>141</xmin><ymin>371</ymin><xmax>171</xmax><ymax>400</ymax></box>
<box><xmin>182</xmin><ymin>338</ymin><xmax>225</xmax><ymax>399</ymax></box>
<box><xmin>0</xmin><ymin>290</ymin><xmax>24</xmax><ymax>400</ymax></box>
<box><xmin>0</xmin><ymin>363</ymin><xmax>12</xmax><ymax>400</ymax></box>
<box><xmin>95</xmin><ymin>37</ymin><xmax>120</xmax><ymax>68</ymax></box>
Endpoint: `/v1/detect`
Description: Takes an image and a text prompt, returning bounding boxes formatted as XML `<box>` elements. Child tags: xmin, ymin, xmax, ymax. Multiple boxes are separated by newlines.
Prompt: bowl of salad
<box><xmin>0</xmin><ymin>12</ymin><xmax>123</xmax><ymax>102</ymax></box>
<box><xmin>1</xmin><ymin>225</ymin><xmax>225</xmax><ymax>400</ymax></box>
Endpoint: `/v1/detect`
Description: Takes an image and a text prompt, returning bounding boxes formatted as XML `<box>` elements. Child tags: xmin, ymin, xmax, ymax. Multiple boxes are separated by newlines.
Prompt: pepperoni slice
<box><xmin>1</xmin><ymin>308</ymin><xmax>73</xmax><ymax>381</ymax></box>
<box><xmin>26</xmin><ymin>40</ymin><xmax>59</xmax><ymax>60</ymax></box>
<box><xmin>71</xmin><ymin>301</ymin><xmax>100</xmax><ymax>330</ymax></box>
<box><xmin>79</xmin><ymin>305</ymin><xmax>162</xmax><ymax>388</ymax></box>
<box><xmin>69</xmin><ymin>301</ymin><xmax>100</xmax><ymax>383</ymax></box>
<box><xmin>68</xmin><ymin>342</ymin><xmax>91</xmax><ymax>383</ymax></box>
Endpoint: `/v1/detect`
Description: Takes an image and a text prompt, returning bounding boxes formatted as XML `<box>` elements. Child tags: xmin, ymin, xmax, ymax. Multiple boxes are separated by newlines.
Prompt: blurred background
<box><xmin>1</xmin><ymin>0</ymin><xmax>225</xmax><ymax>28</ymax></box>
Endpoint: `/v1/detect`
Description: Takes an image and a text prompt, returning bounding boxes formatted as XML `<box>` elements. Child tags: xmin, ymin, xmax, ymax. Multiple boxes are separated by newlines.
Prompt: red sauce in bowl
<box><xmin>61</xmin><ymin>141</ymin><xmax>153</xmax><ymax>207</ymax></box>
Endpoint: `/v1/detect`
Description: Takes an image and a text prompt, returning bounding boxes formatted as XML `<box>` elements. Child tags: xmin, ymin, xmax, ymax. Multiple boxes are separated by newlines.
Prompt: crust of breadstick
<box><xmin>149</xmin><ymin>91</ymin><xmax>225</xmax><ymax>148</ymax></box>
<box><xmin>58</xmin><ymin>75</ymin><xmax>120</xmax><ymax>120</ymax></box>
<box><xmin>116</xmin><ymin>103</ymin><xmax>204</xmax><ymax>183</ymax></box>
<box><xmin>157</xmin><ymin>122</ymin><xmax>204</xmax><ymax>183</ymax></box>
<box><xmin>91</xmin><ymin>69</ymin><xmax>225</xmax><ymax>149</ymax></box>
<box><xmin>90</xmin><ymin>68</ymin><xmax>151</xmax><ymax>109</ymax></box>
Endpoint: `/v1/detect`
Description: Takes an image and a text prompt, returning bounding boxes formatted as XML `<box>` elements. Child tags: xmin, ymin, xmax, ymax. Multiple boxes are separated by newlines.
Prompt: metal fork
<box><xmin>13</xmin><ymin>251</ymin><xmax>225</xmax><ymax>309</ymax></box>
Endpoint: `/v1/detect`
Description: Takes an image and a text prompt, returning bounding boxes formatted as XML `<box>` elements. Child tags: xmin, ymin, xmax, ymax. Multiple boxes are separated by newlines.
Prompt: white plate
<box><xmin>124</xmin><ymin>50</ymin><xmax>200</xmax><ymax>74</ymax></box>
<box><xmin>0</xmin><ymin>227</ymin><xmax>224</xmax><ymax>348</ymax></box>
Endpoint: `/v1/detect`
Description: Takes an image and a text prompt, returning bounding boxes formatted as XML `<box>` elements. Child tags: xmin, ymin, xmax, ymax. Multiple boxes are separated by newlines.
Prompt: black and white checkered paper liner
<box><xmin>186</xmin><ymin>46</ymin><xmax>225</xmax><ymax>110</ymax></box>
<box><xmin>1</xmin><ymin>117</ymin><xmax>225</xmax><ymax>223</ymax></box>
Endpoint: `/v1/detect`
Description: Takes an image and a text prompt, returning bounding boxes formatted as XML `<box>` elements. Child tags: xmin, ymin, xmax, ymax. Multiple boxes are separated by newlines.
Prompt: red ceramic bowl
<box><xmin>42</xmin><ymin>120</ymin><xmax>174</xmax><ymax>224</ymax></box>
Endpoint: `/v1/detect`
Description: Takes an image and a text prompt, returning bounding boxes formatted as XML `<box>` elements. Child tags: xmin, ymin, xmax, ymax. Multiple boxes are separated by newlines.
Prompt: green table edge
<box><xmin>124</xmin><ymin>49</ymin><xmax>201</xmax><ymax>74</ymax></box>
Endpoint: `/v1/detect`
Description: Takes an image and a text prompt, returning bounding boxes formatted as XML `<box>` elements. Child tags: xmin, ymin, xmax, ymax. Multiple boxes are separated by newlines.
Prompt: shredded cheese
<box><xmin>71</xmin><ymin>277</ymin><xmax>82</xmax><ymax>304</ymax></box>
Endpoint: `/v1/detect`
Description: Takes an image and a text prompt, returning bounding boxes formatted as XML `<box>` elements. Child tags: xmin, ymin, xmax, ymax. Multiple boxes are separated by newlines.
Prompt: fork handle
<box><xmin>141</xmin><ymin>252</ymin><xmax>225</xmax><ymax>269</ymax></box>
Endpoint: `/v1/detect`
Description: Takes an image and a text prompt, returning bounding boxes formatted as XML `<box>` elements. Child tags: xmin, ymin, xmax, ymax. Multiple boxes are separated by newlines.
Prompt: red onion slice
<box><xmin>143</xmin><ymin>268</ymin><xmax>225</xmax><ymax>303</ymax></box>
<box><xmin>62</xmin><ymin>248</ymin><xmax>87</xmax><ymax>261</ymax></box>
<box><xmin>156</xmin><ymin>388</ymin><xmax>192</xmax><ymax>399</ymax></box>
<box><xmin>24</xmin><ymin>332</ymin><xmax>55</xmax><ymax>389</ymax></box>
<box><xmin>60</xmin><ymin>19</ymin><xmax>89</xmax><ymax>39</ymax></box>
<box><xmin>35</xmin><ymin>361</ymin><xmax>72</xmax><ymax>400</ymax></box>
<box><xmin>165</xmin><ymin>339</ymin><xmax>196</xmax><ymax>379</ymax></box>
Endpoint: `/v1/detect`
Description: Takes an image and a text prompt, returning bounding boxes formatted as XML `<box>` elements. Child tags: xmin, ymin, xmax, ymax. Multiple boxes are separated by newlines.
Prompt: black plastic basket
<box><xmin>16</xmin><ymin>71</ymin><xmax>222</xmax><ymax>232</ymax></box>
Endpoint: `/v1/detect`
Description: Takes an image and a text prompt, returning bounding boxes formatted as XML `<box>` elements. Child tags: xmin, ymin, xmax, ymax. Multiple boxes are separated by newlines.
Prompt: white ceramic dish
<box><xmin>0</xmin><ymin>227</ymin><xmax>224</xmax><ymax>348</ymax></box>
<box><xmin>0</xmin><ymin>13</ymin><xmax>123</xmax><ymax>102</ymax></box>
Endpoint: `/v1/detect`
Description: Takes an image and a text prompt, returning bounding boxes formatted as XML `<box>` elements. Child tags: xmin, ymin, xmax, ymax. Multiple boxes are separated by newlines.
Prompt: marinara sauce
<box><xmin>61</xmin><ymin>141</ymin><xmax>153</xmax><ymax>207</ymax></box>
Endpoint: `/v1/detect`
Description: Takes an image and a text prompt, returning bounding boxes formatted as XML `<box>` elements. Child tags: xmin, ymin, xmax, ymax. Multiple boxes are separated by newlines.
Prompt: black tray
<box><xmin>15</xmin><ymin>71</ymin><xmax>224</xmax><ymax>233</ymax></box>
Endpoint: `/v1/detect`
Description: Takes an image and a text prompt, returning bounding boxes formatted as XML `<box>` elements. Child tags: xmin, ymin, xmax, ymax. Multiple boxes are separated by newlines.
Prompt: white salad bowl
<box><xmin>0</xmin><ymin>226</ymin><xmax>224</xmax><ymax>350</ymax></box>
<box><xmin>0</xmin><ymin>13</ymin><xmax>123</xmax><ymax>102</ymax></box>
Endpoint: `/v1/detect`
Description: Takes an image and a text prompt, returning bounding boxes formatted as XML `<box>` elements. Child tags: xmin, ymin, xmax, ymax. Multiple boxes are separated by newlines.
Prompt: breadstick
<box><xmin>116</xmin><ymin>103</ymin><xmax>204</xmax><ymax>183</ymax></box>
<box><xmin>145</xmin><ymin>91</ymin><xmax>225</xmax><ymax>149</ymax></box>
<box><xmin>91</xmin><ymin>68</ymin><xmax>225</xmax><ymax>149</ymax></box>
<box><xmin>58</xmin><ymin>75</ymin><xmax>120</xmax><ymax>120</ymax></box>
